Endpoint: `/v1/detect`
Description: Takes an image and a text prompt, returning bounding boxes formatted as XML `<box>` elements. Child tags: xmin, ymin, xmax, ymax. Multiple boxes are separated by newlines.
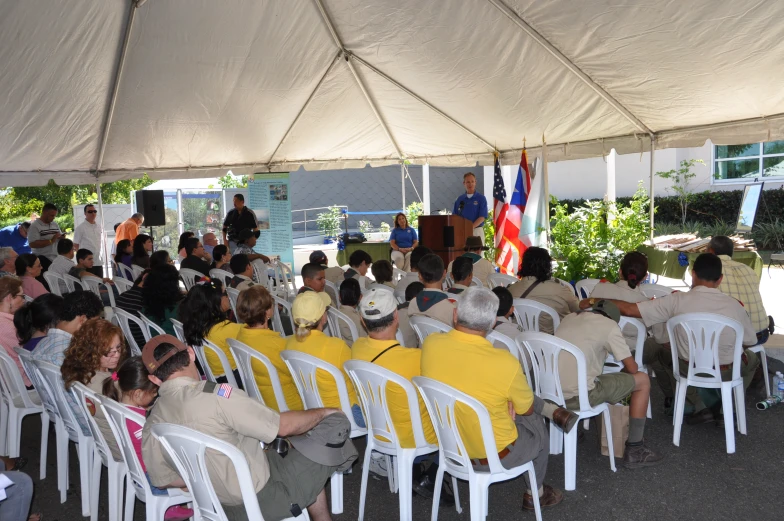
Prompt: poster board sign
<box><xmin>735</xmin><ymin>182</ymin><xmax>764</xmax><ymax>233</ymax></box>
<box><xmin>247</xmin><ymin>173</ymin><xmax>293</xmax><ymax>267</ymax></box>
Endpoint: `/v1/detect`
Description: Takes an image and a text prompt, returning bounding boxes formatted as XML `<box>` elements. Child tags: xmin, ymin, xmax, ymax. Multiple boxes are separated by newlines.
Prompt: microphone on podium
<box><xmin>457</xmin><ymin>200</ymin><xmax>465</xmax><ymax>215</ymax></box>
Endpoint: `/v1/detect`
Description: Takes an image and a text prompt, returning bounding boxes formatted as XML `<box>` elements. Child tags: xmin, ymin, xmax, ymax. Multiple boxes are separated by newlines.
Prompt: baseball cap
<box><xmin>288</xmin><ymin>412</ymin><xmax>358</xmax><ymax>471</ymax></box>
<box><xmin>141</xmin><ymin>334</ymin><xmax>188</xmax><ymax>374</ymax></box>
<box><xmin>358</xmin><ymin>288</ymin><xmax>397</xmax><ymax>320</ymax></box>
<box><xmin>309</xmin><ymin>250</ymin><xmax>328</xmax><ymax>265</ymax></box>
<box><xmin>593</xmin><ymin>300</ymin><xmax>621</xmax><ymax>323</ymax></box>
<box><xmin>291</xmin><ymin>291</ymin><xmax>331</xmax><ymax>326</ymax></box>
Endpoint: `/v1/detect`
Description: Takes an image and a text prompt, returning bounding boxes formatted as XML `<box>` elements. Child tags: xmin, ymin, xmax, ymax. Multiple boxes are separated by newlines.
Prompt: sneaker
<box><xmin>164</xmin><ymin>505</ymin><xmax>194</xmax><ymax>521</ymax></box>
<box><xmin>368</xmin><ymin>453</ymin><xmax>388</xmax><ymax>478</ymax></box>
<box><xmin>623</xmin><ymin>442</ymin><xmax>664</xmax><ymax>469</ymax></box>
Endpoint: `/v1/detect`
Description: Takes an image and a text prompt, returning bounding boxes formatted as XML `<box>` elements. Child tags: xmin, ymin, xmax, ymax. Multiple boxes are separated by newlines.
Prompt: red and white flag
<box><xmin>494</xmin><ymin>150</ymin><xmax>532</xmax><ymax>275</ymax></box>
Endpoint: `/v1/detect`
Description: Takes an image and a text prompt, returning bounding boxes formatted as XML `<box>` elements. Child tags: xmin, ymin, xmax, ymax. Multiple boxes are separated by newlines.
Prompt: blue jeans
<box><xmin>757</xmin><ymin>328</ymin><xmax>770</xmax><ymax>345</ymax></box>
<box><xmin>146</xmin><ymin>472</ymin><xmax>169</xmax><ymax>496</ymax></box>
<box><xmin>0</xmin><ymin>461</ymin><xmax>33</xmax><ymax>521</ymax></box>
<box><xmin>351</xmin><ymin>404</ymin><xmax>366</xmax><ymax>429</ymax></box>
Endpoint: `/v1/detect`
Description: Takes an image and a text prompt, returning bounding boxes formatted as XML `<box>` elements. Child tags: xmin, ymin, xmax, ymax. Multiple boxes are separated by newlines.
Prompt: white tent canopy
<box><xmin>2</xmin><ymin>0</ymin><xmax>784</xmax><ymax>186</ymax></box>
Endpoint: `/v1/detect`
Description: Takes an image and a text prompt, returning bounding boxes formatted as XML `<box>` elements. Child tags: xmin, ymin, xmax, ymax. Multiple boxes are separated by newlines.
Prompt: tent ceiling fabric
<box><xmin>2</xmin><ymin>0</ymin><xmax>784</xmax><ymax>186</ymax></box>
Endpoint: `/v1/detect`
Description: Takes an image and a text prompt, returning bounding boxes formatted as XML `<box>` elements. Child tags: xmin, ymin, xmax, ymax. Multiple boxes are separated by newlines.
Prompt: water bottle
<box><xmin>777</xmin><ymin>372</ymin><xmax>784</xmax><ymax>400</ymax></box>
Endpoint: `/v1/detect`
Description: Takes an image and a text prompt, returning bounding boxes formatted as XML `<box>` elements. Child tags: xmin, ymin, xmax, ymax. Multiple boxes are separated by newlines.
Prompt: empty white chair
<box><xmin>227</xmin><ymin>339</ymin><xmax>290</xmax><ymax>412</ymax></box>
<box><xmin>273</xmin><ymin>261</ymin><xmax>298</xmax><ymax>297</ymax></box>
<box><xmin>574</xmin><ymin>278</ymin><xmax>600</xmax><ymax>299</ymax></box>
<box><xmin>271</xmin><ymin>294</ymin><xmax>295</xmax><ymax>337</ymax></box>
<box><xmin>72</xmin><ymin>383</ymin><xmax>127</xmax><ymax>521</ymax></box>
<box><xmin>0</xmin><ymin>349</ymin><xmax>43</xmax><ymax>458</ymax></box>
<box><xmin>209</xmin><ymin>268</ymin><xmax>234</xmax><ymax>287</ymax></box>
<box><xmin>639</xmin><ymin>283</ymin><xmax>673</xmax><ymax>299</ymax></box>
<box><xmin>667</xmin><ymin>313</ymin><xmax>747</xmax><ymax>454</ymax></box>
<box><xmin>150</xmin><ymin>424</ymin><xmax>307</xmax><ymax>521</ymax></box>
<box><xmin>82</xmin><ymin>277</ymin><xmax>117</xmax><ymax>308</ymax></box>
<box><xmin>203</xmin><ymin>338</ymin><xmax>239</xmax><ymax>388</ymax></box>
<box><xmin>139</xmin><ymin>313</ymin><xmax>167</xmax><ymax>340</ymax></box>
<box><xmin>100</xmin><ymin>397</ymin><xmax>192</xmax><ymax>521</ymax></box>
<box><xmin>280</xmin><ymin>350</ymin><xmax>366</xmax><ymax>515</ymax></box>
<box><xmin>226</xmin><ymin>287</ymin><xmax>240</xmax><ymax>319</ymax></box>
<box><xmin>345</xmin><ymin>361</ymin><xmax>460</xmax><ymax>521</ymax></box>
<box><xmin>179</xmin><ymin>267</ymin><xmax>203</xmax><ymax>291</ymax></box>
<box><xmin>113</xmin><ymin>277</ymin><xmax>133</xmax><ymax>294</ymax></box>
<box><xmin>554</xmin><ymin>278</ymin><xmax>577</xmax><ymax>297</ymax></box>
<box><xmin>413</xmin><ymin>376</ymin><xmax>541</xmax><ymax>521</ymax></box>
<box><xmin>487</xmin><ymin>273</ymin><xmax>517</xmax><ymax>288</ymax></box>
<box><xmin>409</xmin><ymin>315</ymin><xmax>452</xmax><ymax>346</ymax></box>
<box><xmin>512</xmin><ymin>298</ymin><xmax>560</xmax><ymax>333</ymax></box>
<box><xmin>16</xmin><ymin>349</ymin><xmax>55</xmax><ymax>480</ymax></box>
<box><xmin>43</xmin><ymin>271</ymin><xmax>66</xmax><ymax>296</ymax></box>
<box><xmin>113</xmin><ymin>308</ymin><xmax>147</xmax><ymax>356</ymax></box>
<box><xmin>131</xmin><ymin>264</ymin><xmax>145</xmax><ymax>279</ymax></box>
<box><xmin>518</xmin><ymin>332</ymin><xmax>616</xmax><ymax>491</ymax></box>
<box><xmin>327</xmin><ymin>306</ymin><xmax>360</xmax><ymax>346</ymax></box>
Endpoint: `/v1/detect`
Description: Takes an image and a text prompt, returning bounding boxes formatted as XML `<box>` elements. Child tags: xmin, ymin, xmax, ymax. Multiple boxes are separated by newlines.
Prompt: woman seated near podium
<box><xmin>389</xmin><ymin>212</ymin><xmax>418</xmax><ymax>271</ymax></box>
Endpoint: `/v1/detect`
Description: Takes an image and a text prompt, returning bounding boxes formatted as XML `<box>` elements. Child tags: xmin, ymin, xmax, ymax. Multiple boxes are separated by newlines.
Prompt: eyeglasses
<box><xmin>86</xmin><ymin>210</ymin><xmax>97</xmax><ymax>214</ymax></box>
<box><xmin>14</xmin><ymin>293</ymin><xmax>24</xmax><ymax>299</ymax></box>
<box><xmin>104</xmin><ymin>346</ymin><xmax>122</xmax><ymax>356</ymax></box>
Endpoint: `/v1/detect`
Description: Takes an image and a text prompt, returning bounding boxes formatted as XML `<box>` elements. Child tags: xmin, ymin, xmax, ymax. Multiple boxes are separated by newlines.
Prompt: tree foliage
<box><xmin>654</xmin><ymin>159</ymin><xmax>704</xmax><ymax>226</ymax></box>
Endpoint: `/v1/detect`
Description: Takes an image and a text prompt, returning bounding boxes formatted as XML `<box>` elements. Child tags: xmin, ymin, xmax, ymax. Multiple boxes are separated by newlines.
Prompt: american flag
<box><xmin>494</xmin><ymin>150</ymin><xmax>531</xmax><ymax>275</ymax></box>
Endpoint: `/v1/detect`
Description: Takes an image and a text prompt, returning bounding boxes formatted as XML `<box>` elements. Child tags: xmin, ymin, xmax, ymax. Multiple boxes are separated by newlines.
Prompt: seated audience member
<box><xmin>345</xmin><ymin>249</ymin><xmax>372</xmax><ymax>290</ymax></box>
<box><xmin>556</xmin><ymin>301</ymin><xmax>663</xmax><ymax>467</ymax></box>
<box><xmin>110</xmin><ymin>223</ymin><xmax>121</xmax><ymax>256</ymax></box>
<box><xmin>310</xmin><ymin>250</ymin><xmax>344</xmax><ymax>286</ymax></box>
<box><xmin>236</xmin><ymin>285</ymin><xmax>303</xmax><ymax>411</ymax></box>
<box><xmin>394</xmin><ymin>246</ymin><xmax>432</xmax><ymax>302</ymax></box>
<box><xmin>48</xmin><ymin>238</ymin><xmax>76</xmax><ymax>291</ymax></box>
<box><xmin>422</xmin><ymin>287</ymin><xmax>578</xmax><ymax>510</ymax></box>
<box><xmin>102</xmin><ymin>356</ymin><xmax>194</xmax><ymax>521</ymax></box>
<box><xmin>397</xmin><ymin>281</ymin><xmax>423</xmax><ymax>348</ymax></box>
<box><xmin>286</xmin><ymin>291</ymin><xmax>364</xmax><ymax>427</ymax></box>
<box><xmin>407</xmin><ymin>253</ymin><xmax>456</xmax><ymax>326</ymax></box>
<box><xmin>31</xmin><ymin>291</ymin><xmax>103</xmax><ymax>366</ymax></box>
<box><xmin>0</xmin><ymin>246</ymin><xmax>19</xmax><ymax>278</ymax></box>
<box><xmin>176</xmin><ymin>231</ymin><xmax>194</xmax><ymax>262</ymax></box>
<box><xmin>202</xmin><ymin>232</ymin><xmax>219</xmax><ymax>257</ymax></box>
<box><xmin>142</xmin><ymin>265</ymin><xmax>183</xmax><ymax>337</ymax></box>
<box><xmin>0</xmin><ymin>221</ymin><xmax>32</xmax><ymax>255</ymax></box>
<box><xmin>149</xmin><ymin>250</ymin><xmax>173</xmax><ymax>270</ymax></box>
<box><xmin>180</xmin><ymin>237</ymin><xmax>211</xmax><ymax>277</ymax></box>
<box><xmin>508</xmin><ymin>247</ymin><xmax>579</xmax><ymax>334</ymax></box>
<box><xmin>15</xmin><ymin>254</ymin><xmax>48</xmax><ymax>298</ymax></box>
<box><xmin>447</xmin><ymin>236</ymin><xmax>494</xmax><ymax>287</ymax></box>
<box><xmin>299</xmin><ymin>262</ymin><xmax>327</xmax><ymax>294</ymax></box>
<box><xmin>490</xmin><ymin>286</ymin><xmax>522</xmax><ymax>352</ymax></box>
<box><xmin>115</xmin><ymin>239</ymin><xmax>133</xmax><ymax>269</ymax></box>
<box><xmin>585</xmin><ymin>253</ymin><xmax>759</xmax><ymax>424</ymax></box>
<box><xmin>0</xmin><ymin>277</ymin><xmax>33</xmax><ymax>388</ymax></box>
<box><xmin>389</xmin><ymin>212</ymin><xmax>418</xmax><ymax>271</ymax></box>
<box><xmin>228</xmin><ymin>254</ymin><xmax>255</xmax><ymax>291</ymax></box>
<box><xmin>69</xmin><ymin>249</ymin><xmax>119</xmax><ymax>301</ymax></box>
<box><xmin>337</xmin><ymin>278</ymin><xmax>368</xmax><ymax>345</ymax></box>
<box><xmin>141</xmin><ymin>335</ymin><xmax>355</xmax><ymax>521</ymax></box>
<box><xmin>179</xmin><ymin>280</ymin><xmax>243</xmax><ymax>386</ymax></box>
<box><xmin>15</xmin><ymin>293</ymin><xmax>64</xmax><ymax>352</ymax></box>
<box><xmin>116</xmin><ymin>271</ymin><xmax>148</xmax><ymax>348</ymax></box>
<box><xmin>0</xmin><ymin>459</ymin><xmax>39</xmax><ymax>521</ymax></box>
<box><xmin>211</xmin><ymin>244</ymin><xmax>231</xmax><ymax>272</ymax></box>
<box><xmin>61</xmin><ymin>317</ymin><xmax>126</xmax><ymax>453</ymax></box>
<box><xmin>131</xmin><ymin>234</ymin><xmax>153</xmax><ymax>269</ymax></box>
<box><xmin>369</xmin><ymin>259</ymin><xmax>396</xmax><ymax>291</ymax></box>
<box><xmin>234</xmin><ymin>229</ymin><xmax>271</xmax><ymax>263</ymax></box>
<box><xmin>447</xmin><ymin>256</ymin><xmax>474</xmax><ymax>294</ymax></box>
<box><xmin>707</xmin><ymin>235</ymin><xmax>770</xmax><ymax>344</ymax></box>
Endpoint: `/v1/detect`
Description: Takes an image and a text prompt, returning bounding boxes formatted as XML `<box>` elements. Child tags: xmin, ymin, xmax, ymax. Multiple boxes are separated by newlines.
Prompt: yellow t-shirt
<box><xmin>236</xmin><ymin>327</ymin><xmax>303</xmax><ymax>412</ymax></box>
<box><xmin>421</xmin><ymin>329</ymin><xmax>534</xmax><ymax>459</ymax></box>
<box><xmin>285</xmin><ymin>330</ymin><xmax>358</xmax><ymax>410</ymax></box>
<box><xmin>205</xmin><ymin>320</ymin><xmax>243</xmax><ymax>376</ymax></box>
<box><xmin>351</xmin><ymin>337</ymin><xmax>436</xmax><ymax>448</ymax></box>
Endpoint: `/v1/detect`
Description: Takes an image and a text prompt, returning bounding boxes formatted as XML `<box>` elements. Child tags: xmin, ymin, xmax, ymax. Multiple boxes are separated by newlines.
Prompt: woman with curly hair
<box><xmin>178</xmin><ymin>280</ymin><xmax>242</xmax><ymax>387</ymax></box>
<box><xmin>61</xmin><ymin>317</ymin><xmax>126</xmax><ymax>458</ymax></box>
<box><xmin>141</xmin><ymin>264</ymin><xmax>183</xmax><ymax>336</ymax></box>
<box><xmin>131</xmin><ymin>233</ymin><xmax>153</xmax><ymax>269</ymax></box>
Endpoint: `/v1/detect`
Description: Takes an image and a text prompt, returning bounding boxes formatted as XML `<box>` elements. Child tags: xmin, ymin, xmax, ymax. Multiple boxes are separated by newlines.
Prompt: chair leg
<box><xmin>720</xmin><ymin>385</ymin><xmax>736</xmax><ymax>454</ymax></box>
<box><xmin>430</xmin><ymin>465</ymin><xmax>445</xmax><ymax>521</ymax></box>
<box><xmin>451</xmin><ymin>476</ymin><xmax>462</xmax><ymax>514</ymax></box>
<box><xmin>396</xmin><ymin>451</ymin><xmax>415</xmax><ymax>521</ymax></box>
<box><xmin>90</xmin><ymin>450</ymin><xmax>102</xmax><ymax>521</ymax></box>
<box><xmin>601</xmin><ymin>409</ymin><xmax>617</xmax><ymax>473</ymax></box>
<box><xmin>330</xmin><ymin>471</ymin><xmax>343</xmax><ymax>515</ymax></box>
<box><xmin>357</xmin><ymin>446</ymin><xmax>373</xmax><ymax>521</ymax></box>
<box><xmin>0</xmin><ymin>403</ymin><xmax>7</xmax><ymax>456</ymax></box>
<box><xmin>39</xmin><ymin>413</ymin><xmax>49</xmax><ymax>480</ymax></box>
<box><xmin>759</xmin><ymin>350</ymin><xmax>771</xmax><ymax>397</ymax></box>
<box><xmin>734</xmin><ymin>384</ymin><xmax>747</xmax><ymax>435</ymax></box>
<box><xmin>79</xmin><ymin>441</ymin><xmax>93</xmax><ymax>517</ymax></box>
<box><xmin>672</xmin><ymin>382</ymin><xmax>688</xmax><ymax>446</ymax></box>
<box><xmin>563</xmin><ymin>425</ymin><xmax>578</xmax><ymax>491</ymax></box>
<box><xmin>549</xmin><ymin>422</ymin><xmax>562</xmax><ymax>455</ymax></box>
<box><xmin>108</xmin><ymin>464</ymin><xmax>123</xmax><ymax>521</ymax></box>
<box><xmin>647</xmin><ymin>399</ymin><xmax>652</xmax><ymax>419</ymax></box>
<box><xmin>8</xmin><ymin>408</ymin><xmax>19</xmax><ymax>458</ymax></box>
<box><xmin>526</xmin><ymin>465</ymin><xmax>542</xmax><ymax>521</ymax></box>
<box><xmin>124</xmin><ymin>475</ymin><xmax>135</xmax><ymax>521</ymax></box>
<box><xmin>468</xmin><ymin>478</ymin><xmax>484</xmax><ymax>521</ymax></box>
<box><xmin>56</xmin><ymin>421</ymin><xmax>68</xmax><ymax>502</ymax></box>
<box><xmin>386</xmin><ymin>454</ymin><xmax>397</xmax><ymax>493</ymax></box>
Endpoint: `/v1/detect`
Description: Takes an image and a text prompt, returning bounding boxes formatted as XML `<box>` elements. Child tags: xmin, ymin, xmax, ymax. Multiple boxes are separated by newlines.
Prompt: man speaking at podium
<box><xmin>453</xmin><ymin>172</ymin><xmax>488</xmax><ymax>244</ymax></box>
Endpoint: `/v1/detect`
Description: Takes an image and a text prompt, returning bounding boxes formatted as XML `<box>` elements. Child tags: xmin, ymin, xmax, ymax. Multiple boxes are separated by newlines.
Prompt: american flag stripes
<box><xmin>493</xmin><ymin>149</ymin><xmax>532</xmax><ymax>275</ymax></box>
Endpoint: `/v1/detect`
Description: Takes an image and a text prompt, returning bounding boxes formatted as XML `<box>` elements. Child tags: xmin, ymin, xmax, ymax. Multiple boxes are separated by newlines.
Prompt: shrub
<box><xmin>753</xmin><ymin>220</ymin><xmax>784</xmax><ymax>250</ymax></box>
<box><xmin>405</xmin><ymin>201</ymin><xmax>423</xmax><ymax>230</ymax></box>
<box><xmin>357</xmin><ymin>220</ymin><xmax>373</xmax><ymax>234</ymax></box>
<box><xmin>379</xmin><ymin>222</ymin><xmax>390</xmax><ymax>233</ymax></box>
<box><xmin>316</xmin><ymin>206</ymin><xmax>343</xmax><ymax>238</ymax></box>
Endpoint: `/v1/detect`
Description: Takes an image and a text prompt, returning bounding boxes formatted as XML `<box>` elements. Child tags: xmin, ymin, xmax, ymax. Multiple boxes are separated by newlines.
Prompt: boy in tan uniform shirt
<box><xmin>407</xmin><ymin>253</ymin><xmax>456</xmax><ymax>326</ymax></box>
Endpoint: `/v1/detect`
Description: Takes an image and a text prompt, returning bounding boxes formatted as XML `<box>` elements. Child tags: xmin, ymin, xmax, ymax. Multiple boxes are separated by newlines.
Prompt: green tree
<box><xmin>655</xmin><ymin>159</ymin><xmax>704</xmax><ymax>226</ymax></box>
<box><xmin>215</xmin><ymin>172</ymin><xmax>248</xmax><ymax>189</ymax></box>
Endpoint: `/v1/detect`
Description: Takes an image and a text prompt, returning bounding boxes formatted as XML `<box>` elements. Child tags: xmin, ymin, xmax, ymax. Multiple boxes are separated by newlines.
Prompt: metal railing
<box><xmin>291</xmin><ymin>206</ymin><xmax>348</xmax><ymax>236</ymax></box>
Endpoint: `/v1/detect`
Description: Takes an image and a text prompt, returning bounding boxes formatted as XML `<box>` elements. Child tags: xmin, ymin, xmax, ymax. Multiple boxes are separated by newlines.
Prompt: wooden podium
<box><xmin>417</xmin><ymin>215</ymin><xmax>475</xmax><ymax>266</ymax></box>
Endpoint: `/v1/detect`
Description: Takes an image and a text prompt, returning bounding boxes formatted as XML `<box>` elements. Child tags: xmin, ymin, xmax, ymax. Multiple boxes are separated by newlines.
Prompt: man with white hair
<box><xmin>114</xmin><ymin>212</ymin><xmax>144</xmax><ymax>245</ymax></box>
<box><xmin>0</xmin><ymin>247</ymin><xmax>19</xmax><ymax>278</ymax></box>
<box><xmin>421</xmin><ymin>287</ymin><xmax>577</xmax><ymax>511</ymax></box>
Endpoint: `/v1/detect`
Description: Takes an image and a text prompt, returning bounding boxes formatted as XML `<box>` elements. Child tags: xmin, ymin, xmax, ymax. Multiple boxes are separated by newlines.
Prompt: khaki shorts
<box><xmin>565</xmin><ymin>373</ymin><xmax>636</xmax><ymax>410</ymax></box>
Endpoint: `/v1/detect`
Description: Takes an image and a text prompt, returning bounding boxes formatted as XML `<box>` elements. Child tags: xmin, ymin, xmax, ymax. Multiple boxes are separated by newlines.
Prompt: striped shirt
<box><xmin>716</xmin><ymin>255</ymin><xmax>767</xmax><ymax>332</ymax></box>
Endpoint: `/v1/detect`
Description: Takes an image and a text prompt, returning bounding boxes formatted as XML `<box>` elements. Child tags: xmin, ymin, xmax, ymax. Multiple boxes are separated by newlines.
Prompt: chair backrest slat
<box><xmin>179</xmin><ymin>268</ymin><xmax>203</xmax><ymax>291</ymax></box>
<box><xmin>327</xmin><ymin>306</ymin><xmax>359</xmax><ymax>346</ymax></box>
<box><xmin>227</xmin><ymin>338</ymin><xmax>290</xmax><ymax>411</ymax></box>
<box><xmin>512</xmin><ymin>298</ymin><xmax>560</xmax><ymax>333</ymax></box>
<box><xmin>408</xmin><ymin>315</ymin><xmax>452</xmax><ymax>347</ymax></box>
<box><xmin>203</xmin><ymin>339</ymin><xmax>238</xmax><ymax>388</ymax></box>
<box><xmin>112</xmin><ymin>307</ymin><xmax>146</xmax><ymax>356</ymax></box>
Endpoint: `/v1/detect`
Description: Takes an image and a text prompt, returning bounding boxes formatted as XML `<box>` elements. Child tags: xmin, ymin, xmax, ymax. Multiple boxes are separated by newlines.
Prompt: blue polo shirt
<box><xmin>453</xmin><ymin>193</ymin><xmax>488</xmax><ymax>227</ymax></box>
<box><xmin>0</xmin><ymin>224</ymin><xmax>31</xmax><ymax>254</ymax></box>
<box><xmin>389</xmin><ymin>226</ymin><xmax>417</xmax><ymax>248</ymax></box>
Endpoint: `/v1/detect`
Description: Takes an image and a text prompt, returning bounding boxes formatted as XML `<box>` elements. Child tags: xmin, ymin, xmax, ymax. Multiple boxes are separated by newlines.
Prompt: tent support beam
<box><xmin>266</xmin><ymin>50</ymin><xmax>343</xmax><ymax>166</ymax></box>
<box><xmin>487</xmin><ymin>0</ymin><xmax>652</xmax><ymax>135</ymax></box>
<box><xmin>351</xmin><ymin>55</ymin><xmax>496</xmax><ymax>152</ymax></box>
<box><xmin>95</xmin><ymin>0</ymin><xmax>139</xmax><ymax>171</ymax></box>
<box><xmin>312</xmin><ymin>0</ymin><xmax>404</xmax><ymax>159</ymax></box>
<box><xmin>96</xmin><ymin>181</ymin><xmax>109</xmax><ymax>275</ymax></box>
<box><xmin>649</xmin><ymin>134</ymin><xmax>656</xmax><ymax>243</ymax></box>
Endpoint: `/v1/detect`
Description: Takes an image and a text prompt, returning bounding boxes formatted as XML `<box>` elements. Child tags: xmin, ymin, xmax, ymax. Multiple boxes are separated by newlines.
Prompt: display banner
<box><xmin>247</xmin><ymin>173</ymin><xmax>293</xmax><ymax>267</ymax></box>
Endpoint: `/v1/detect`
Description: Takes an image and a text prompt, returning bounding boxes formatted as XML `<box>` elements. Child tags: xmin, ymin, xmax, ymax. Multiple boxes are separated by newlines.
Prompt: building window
<box><xmin>713</xmin><ymin>140</ymin><xmax>784</xmax><ymax>182</ymax></box>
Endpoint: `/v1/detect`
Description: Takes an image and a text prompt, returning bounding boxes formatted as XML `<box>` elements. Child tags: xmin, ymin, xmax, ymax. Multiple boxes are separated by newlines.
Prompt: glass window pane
<box><xmin>763</xmin><ymin>156</ymin><xmax>784</xmax><ymax>177</ymax></box>
<box><xmin>715</xmin><ymin>143</ymin><xmax>760</xmax><ymax>159</ymax></box>
<box><xmin>763</xmin><ymin>140</ymin><xmax>784</xmax><ymax>155</ymax></box>
<box><xmin>714</xmin><ymin>159</ymin><xmax>760</xmax><ymax>180</ymax></box>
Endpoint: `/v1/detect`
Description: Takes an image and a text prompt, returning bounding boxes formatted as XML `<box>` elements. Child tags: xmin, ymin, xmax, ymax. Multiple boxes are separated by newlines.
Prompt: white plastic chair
<box><xmin>345</xmin><ymin>361</ymin><xmax>460</xmax><ymax>521</ymax></box>
<box><xmin>486</xmin><ymin>330</ymin><xmax>532</xmax><ymax>382</ymax></box>
<box><xmin>72</xmin><ymin>383</ymin><xmax>127</xmax><ymax>521</ymax></box>
<box><xmin>639</xmin><ymin>283</ymin><xmax>674</xmax><ymax>299</ymax></box>
<box><xmin>487</xmin><ymin>273</ymin><xmax>517</xmax><ymax>288</ymax></box>
<box><xmin>113</xmin><ymin>277</ymin><xmax>133</xmax><ymax>294</ymax></box>
<box><xmin>139</xmin><ymin>313</ymin><xmax>167</xmax><ymax>340</ymax></box>
<box><xmin>413</xmin><ymin>376</ymin><xmax>541</xmax><ymax>521</ymax></box>
<box><xmin>131</xmin><ymin>264</ymin><xmax>145</xmax><ymax>279</ymax></box>
<box><xmin>33</xmin><ymin>359</ymin><xmax>95</xmax><ymax>516</ymax></box>
<box><xmin>667</xmin><ymin>313</ymin><xmax>747</xmax><ymax>454</ymax></box>
<box><xmin>512</xmin><ymin>298</ymin><xmax>560</xmax><ymax>333</ymax></box>
<box><xmin>574</xmin><ymin>278</ymin><xmax>600</xmax><ymax>298</ymax></box>
<box><xmin>150</xmin><ymin>423</ymin><xmax>307</xmax><ymax>521</ymax></box>
<box><xmin>43</xmin><ymin>271</ymin><xmax>66</xmax><ymax>296</ymax></box>
<box><xmin>0</xmin><ymin>349</ymin><xmax>43</xmax><ymax>458</ymax></box>
<box><xmin>392</xmin><ymin>267</ymin><xmax>406</xmax><ymax>283</ymax></box>
<box><xmin>280</xmin><ymin>350</ymin><xmax>367</xmax><ymax>515</ymax></box>
<box><xmin>203</xmin><ymin>338</ymin><xmax>239</xmax><ymax>387</ymax></box>
<box><xmin>226</xmin><ymin>287</ymin><xmax>240</xmax><ymax>319</ymax></box>
<box><xmin>517</xmin><ymin>332</ymin><xmax>617</xmax><ymax>491</ymax></box>
<box><xmin>601</xmin><ymin>317</ymin><xmax>652</xmax><ymax>419</ymax></box>
<box><xmin>82</xmin><ymin>277</ymin><xmax>117</xmax><ymax>308</ymax></box>
<box><xmin>324</xmin><ymin>280</ymin><xmax>339</xmax><ymax>305</ymax></box>
<box><xmin>16</xmin><ymin>349</ymin><xmax>55</xmax><ymax>480</ymax></box>
<box><xmin>554</xmin><ymin>278</ymin><xmax>577</xmax><ymax>297</ymax></box>
<box><xmin>327</xmin><ymin>306</ymin><xmax>360</xmax><ymax>346</ymax></box>
<box><xmin>251</xmin><ymin>261</ymin><xmax>274</xmax><ymax>292</ymax></box>
<box><xmin>63</xmin><ymin>273</ymin><xmax>87</xmax><ymax>293</ymax></box>
<box><xmin>114</xmin><ymin>262</ymin><xmax>135</xmax><ymax>281</ymax></box>
<box><xmin>271</xmin><ymin>294</ymin><xmax>295</xmax><ymax>337</ymax></box>
<box><xmin>227</xmin><ymin>339</ymin><xmax>289</xmax><ymax>411</ymax></box>
<box><xmin>113</xmin><ymin>308</ymin><xmax>147</xmax><ymax>356</ymax></box>
<box><xmin>274</xmin><ymin>261</ymin><xmax>297</xmax><ymax>297</ymax></box>
<box><xmin>179</xmin><ymin>268</ymin><xmax>203</xmax><ymax>291</ymax></box>
<box><xmin>409</xmin><ymin>315</ymin><xmax>452</xmax><ymax>346</ymax></box>
<box><xmin>209</xmin><ymin>268</ymin><xmax>233</xmax><ymax>287</ymax></box>
<box><xmin>100</xmin><ymin>397</ymin><xmax>192</xmax><ymax>521</ymax></box>
<box><xmin>748</xmin><ymin>344</ymin><xmax>770</xmax><ymax>398</ymax></box>
<box><xmin>170</xmin><ymin>318</ymin><xmax>186</xmax><ymax>343</ymax></box>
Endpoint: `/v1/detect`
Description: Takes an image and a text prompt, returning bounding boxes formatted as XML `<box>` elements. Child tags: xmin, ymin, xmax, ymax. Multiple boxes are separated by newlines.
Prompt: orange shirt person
<box><xmin>115</xmin><ymin>213</ymin><xmax>144</xmax><ymax>245</ymax></box>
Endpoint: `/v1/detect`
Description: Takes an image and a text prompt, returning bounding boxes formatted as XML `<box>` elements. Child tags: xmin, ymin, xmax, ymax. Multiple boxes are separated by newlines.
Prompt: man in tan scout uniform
<box><xmin>508</xmin><ymin>247</ymin><xmax>579</xmax><ymax>334</ymax></box>
<box><xmin>556</xmin><ymin>301</ymin><xmax>664</xmax><ymax>468</ymax></box>
<box><xmin>446</xmin><ymin>256</ymin><xmax>473</xmax><ymax>295</ymax></box>
<box><xmin>583</xmin><ymin>253</ymin><xmax>759</xmax><ymax>425</ymax></box>
<box><xmin>407</xmin><ymin>253</ymin><xmax>456</xmax><ymax>326</ymax></box>
<box><xmin>446</xmin><ymin>236</ymin><xmax>495</xmax><ymax>287</ymax></box>
<box><xmin>141</xmin><ymin>335</ymin><xmax>355</xmax><ymax>521</ymax></box>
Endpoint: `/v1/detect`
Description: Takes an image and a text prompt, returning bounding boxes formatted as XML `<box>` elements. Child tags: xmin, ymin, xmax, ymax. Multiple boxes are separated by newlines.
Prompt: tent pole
<box><xmin>649</xmin><ymin>135</ymin><xmax>656</xmax><ymax>243</ymax></box>
<box><xmin>96</xmin><ymin>181</ymin><xmax>109</xmax><ymax>276</ymax></box>
<box><xmin>401</xmin><ymin>163</ymin><xmax>406</xmax><ymax>212</ymax></box>
<box><xmin>422</xmin><ymin>163</ymin><xmax>431</xmax><ymax>215</ymax></box>
<box><xmin>542</xmin><ymin>137</ymin><xmax>550</xmax><ymax>247</ymax></box>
